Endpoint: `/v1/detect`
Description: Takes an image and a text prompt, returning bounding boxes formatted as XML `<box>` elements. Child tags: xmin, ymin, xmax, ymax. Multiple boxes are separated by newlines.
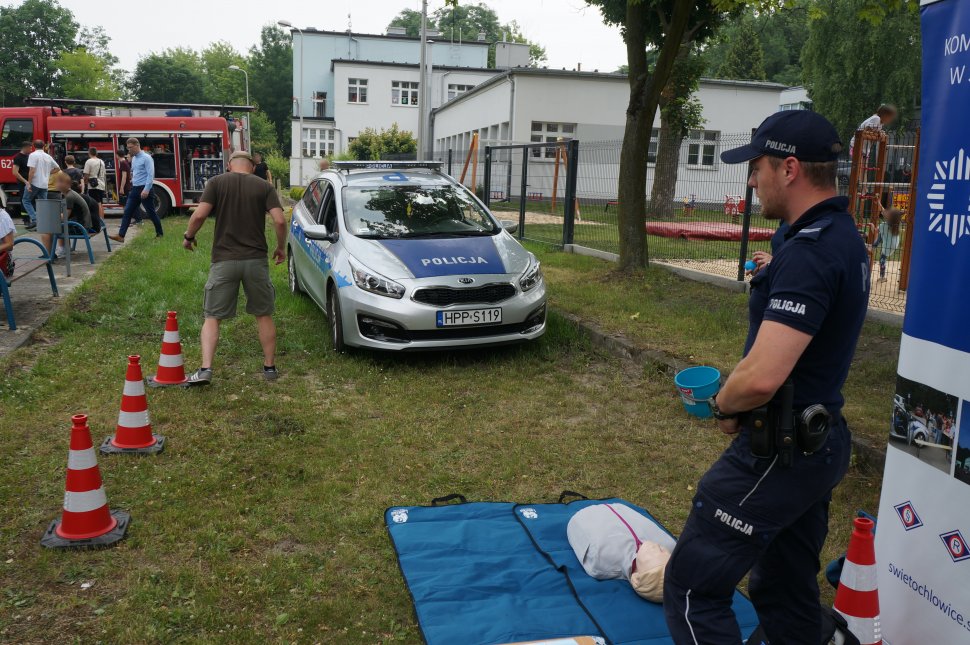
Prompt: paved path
<box><xmin>0</xmin><ymin>221</ymin><xmax>144</xmax><ymax>358</ymax></box>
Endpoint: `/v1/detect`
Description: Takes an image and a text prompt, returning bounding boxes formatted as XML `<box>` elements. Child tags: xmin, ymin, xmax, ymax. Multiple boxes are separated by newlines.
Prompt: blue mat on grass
<box><xmin>386</xmin><ymin>495</ymin><xmax>760</xmax><ymax>645</ymax></box>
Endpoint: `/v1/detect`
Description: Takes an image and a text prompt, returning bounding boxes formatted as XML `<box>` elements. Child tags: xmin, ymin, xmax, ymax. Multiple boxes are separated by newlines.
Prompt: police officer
<box><xmin>663</xmin><ymin>111</ymin><xmax>870</xmax><ymax>644</ymax></box>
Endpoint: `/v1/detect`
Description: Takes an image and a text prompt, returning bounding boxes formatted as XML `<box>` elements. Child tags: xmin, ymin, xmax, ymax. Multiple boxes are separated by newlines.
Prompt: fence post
<box><xmin>562</xmin><ymin>139</ymin><xmax>579</xmax><ymax>246</ymax></box>
<box><xmin>483</xmin><ymin>145</ymin><xmax>492</xmax><ymax>207</ymax></box>
<box><xmin>519</xmin><ymin>147</ymin><xmax>528</xmax><ymax>240</ymax></box>
<box><xmin>736</xmin><ymin>129</ymin><xmax>756</xmax><ymax>281</ymax></box>
<box><xmin>447</xmin><ymin>149</ymin><xmax>453</xmax><ymax>176</ymax></box>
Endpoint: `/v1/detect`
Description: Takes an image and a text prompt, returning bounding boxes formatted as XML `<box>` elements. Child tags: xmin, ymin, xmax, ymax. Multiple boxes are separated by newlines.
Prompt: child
<box><xmin>873</xmin><ymin>206</ymin><xmax>902</xmax><ymax>282</ymax></box>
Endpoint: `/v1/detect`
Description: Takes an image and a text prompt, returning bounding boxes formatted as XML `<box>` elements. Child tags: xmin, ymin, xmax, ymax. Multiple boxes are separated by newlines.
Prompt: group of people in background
<box><xmin>911</xmin><ymin>404</ymin><xmax>955</xmax><ymax>446</ymax></box>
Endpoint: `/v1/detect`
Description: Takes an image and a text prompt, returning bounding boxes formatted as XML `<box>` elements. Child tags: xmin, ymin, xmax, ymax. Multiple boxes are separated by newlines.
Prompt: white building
<box><xmin>431</xmin><ymin>69</ymin><xmax>788</xmax><ymax>203</ymax></box>
<box><xmin>779</xmin><ymin>86</ymin><xmax>813</xmax><ymax>111</ymax></box>
<box><xmin>285</xmin><ymin>26</ymin><xmax>500</xmax><ymax>185</ymax></box>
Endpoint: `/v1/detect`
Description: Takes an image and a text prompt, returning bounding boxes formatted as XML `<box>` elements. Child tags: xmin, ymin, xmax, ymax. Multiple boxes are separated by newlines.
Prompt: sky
<box><xmin>7</xmin><ymin>0</ymin><xmax>628</xmax><ymax>74</ymax></box>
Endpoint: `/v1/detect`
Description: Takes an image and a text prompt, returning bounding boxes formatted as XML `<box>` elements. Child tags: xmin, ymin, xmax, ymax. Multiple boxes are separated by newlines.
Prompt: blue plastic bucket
<box><xmin>674</xmin><ymin>366</ymin><xmax>722</xmax><ymax>419</ymax></box>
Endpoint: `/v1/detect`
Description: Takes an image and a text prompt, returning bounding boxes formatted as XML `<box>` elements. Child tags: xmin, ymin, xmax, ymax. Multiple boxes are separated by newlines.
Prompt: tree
<box><xmin>587</xmin><ymin>0</ymin><xmax>722</xmax><ymax>271</ymax></box>
<box><xmin>75</xmin><ymin>25</ymin><xmax>128</xmax><ymax>98</ymax></box>
<box><xmin>347</xmin><ymin>124</ymin><xmax>417</xmax><ymax>160</ymax></box>
<box><xmin>56</xmin><ymin>49</ymin><xmax>121</xmax><ymax>100</ymax></box>
<box><xmin>387</xmin><ymin>9</ymin><xmax>425</xmax><ymax>35</ymax></box>
<box><xmin>388</xmin><ymin>3</ymin><xmax>547</xmax><ymax>67</ymax></box>
<box><xmin>802</xmin><ymin>0</ymin><xmax>920</xmax><ymax>140</ymax></box>
<box><xmin>249</xmin><ymin>25</ymin><xmax>293</xmax><ymax>155</ymax></box>
<box><xmin>202</xmin><ymin>41</ymin><xmax>247</xmax><ymax>105</ymax></box>
<box><xmin>703</xmin><ymin>5</ymin><xmax>808</xmax><ymax>84</ymax></box>
<box><xmin>649</xmin><ymin>45</ymin><xmax>706</xmax><ymax>220</ymax></box>
<box><xmin>130</xmin><ymin>48</ymin><xmax>207</xmax><ymax>103</ymax></box>
<box><xmin>718</xmin><ymin>18</ymin><xmax>766</xmax><ymax>80</ymax></box>
<box><xmin>0</xmin><ymin>0</ymin><xmax>78</xmax><ymax>105</ymax></box>
<box><xmin>249</xmin><ymin>110</ymin><xmax>279</xmax><ymax>155</ymax></box>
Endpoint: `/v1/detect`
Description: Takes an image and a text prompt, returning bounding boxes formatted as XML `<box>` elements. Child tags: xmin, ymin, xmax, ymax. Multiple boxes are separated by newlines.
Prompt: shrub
<box><xmin>265</xmin><ymin>152</ymin><xmax>290</xmax><ymax>188</ymax></box>
<box><xmin>347</xmin><ymin>123</ymin><xmax>416</xmax><ymax>160</ymax></box>
<box><xmin>289</xmin><ymin>186</ymin><xmax>305</xmax><ymax>201</ymax></box>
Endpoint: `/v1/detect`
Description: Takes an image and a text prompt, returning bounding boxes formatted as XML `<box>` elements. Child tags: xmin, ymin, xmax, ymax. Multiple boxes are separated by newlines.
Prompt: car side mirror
<box><xmin>500</xmin><ymin>219</ymin><xmax>518</xmax><ymax>235</ymax></box>
<box><xmin>304</xmin><ymin>224</ymin><xmax>336</xmax><ymax>242</ymax></box>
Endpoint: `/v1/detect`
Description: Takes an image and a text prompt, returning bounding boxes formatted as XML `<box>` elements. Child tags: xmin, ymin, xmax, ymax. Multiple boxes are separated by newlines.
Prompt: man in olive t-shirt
<box><xmin>182</xmin><ymin>150</ymin><xmax>286</xmax><ymax>385</ymax></box>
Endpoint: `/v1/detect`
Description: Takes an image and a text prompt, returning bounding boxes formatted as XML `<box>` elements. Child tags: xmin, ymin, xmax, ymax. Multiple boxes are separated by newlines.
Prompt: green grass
<box><xmin>530</xmin><ymin>244</ymin><xmax>901</xmax><ymax>448</ymax></box>
<box><xmin>0</xmin><ymin>220</ymin><xmax>881</xmax><ymax>642</ymax></box>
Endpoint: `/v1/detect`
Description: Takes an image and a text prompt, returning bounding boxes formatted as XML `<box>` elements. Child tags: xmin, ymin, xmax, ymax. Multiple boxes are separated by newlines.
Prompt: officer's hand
<box><xmin>716</xmin><ymin>417</ymin><xmax>740</xmax><ymax>435</ymax></box>
<box><xmin>750</xmin><ymin>251</ymin><xmax>772</xmax><ymax>276</ymax></box>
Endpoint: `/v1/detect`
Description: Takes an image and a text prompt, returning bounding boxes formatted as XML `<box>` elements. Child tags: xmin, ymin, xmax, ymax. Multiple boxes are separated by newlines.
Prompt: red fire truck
<box><xmin>0</xmin><ymin>98</ymin><xmax>251</xmax><ymax>218</ymax></box>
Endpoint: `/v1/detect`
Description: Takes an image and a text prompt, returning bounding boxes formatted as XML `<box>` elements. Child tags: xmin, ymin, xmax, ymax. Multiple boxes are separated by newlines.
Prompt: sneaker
<box><xmin>25</xmin><ymin>224</ymin><xmax>37</xmax><ymax>232</ymax></box>
<box><xmin>263</xmin><ymin>365</ymin><xmax>279</xmax><ymax>381</ymax></box>
<box><xmin>109</xmin><ymin>234</ymin><xmax>125</xmax><ymax>243</ymax></box>
<box><xmin>186</xmin><ymin>368</ymin><xmax>213</xmax><ymax>386</ymax></box>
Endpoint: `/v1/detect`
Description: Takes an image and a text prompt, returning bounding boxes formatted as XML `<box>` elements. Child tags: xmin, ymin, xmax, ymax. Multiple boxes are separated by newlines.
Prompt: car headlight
<box><xmin>519</xmin><ymin>257</ymin><xmax>543</xmax><ymax>292</ymax></box>
<box><xmin>349</xmin><ymin>261</ymin><xmax>405</xmax><ymax>299</ymax></box>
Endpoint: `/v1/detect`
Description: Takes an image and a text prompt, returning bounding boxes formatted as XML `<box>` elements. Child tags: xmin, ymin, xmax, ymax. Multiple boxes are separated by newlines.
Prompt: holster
<box><xmin>741</xmin><ymin>380</ymin><xmax>833</xmax><ymax>465</ymax></box>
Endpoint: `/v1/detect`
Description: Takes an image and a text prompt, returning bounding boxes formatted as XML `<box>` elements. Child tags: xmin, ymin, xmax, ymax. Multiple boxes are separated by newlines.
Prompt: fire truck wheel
<box><xmin>151</xmin><ymin>186</ymin><xmax>172</xmax><ymax>218</ymax></box>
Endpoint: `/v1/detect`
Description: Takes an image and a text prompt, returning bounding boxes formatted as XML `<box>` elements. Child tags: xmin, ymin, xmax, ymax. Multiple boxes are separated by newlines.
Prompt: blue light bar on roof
<box><xmin>332</xmin><ymin>161</ymin><xmax>443</xmax><ymax>171</ymax></box>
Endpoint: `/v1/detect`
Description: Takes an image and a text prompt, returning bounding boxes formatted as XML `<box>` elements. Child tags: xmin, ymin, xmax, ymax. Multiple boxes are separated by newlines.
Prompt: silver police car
<box><xmin>286</xmin><ymin>161</ymin><xmax>546</xmax><ymax>350</ymax></box>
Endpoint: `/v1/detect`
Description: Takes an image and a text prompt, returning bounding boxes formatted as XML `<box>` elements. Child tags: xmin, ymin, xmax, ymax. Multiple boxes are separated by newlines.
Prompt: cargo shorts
<box><xmin>203</xmin><ymin>258</ymin><xmax>276</xmax><ymax>320</ymax></box>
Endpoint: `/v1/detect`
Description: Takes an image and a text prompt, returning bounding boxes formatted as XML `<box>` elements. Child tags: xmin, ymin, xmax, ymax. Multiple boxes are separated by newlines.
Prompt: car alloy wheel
<box><xmin>327</xmin><ymin>284</ymin><xmax>345</xmax><ymax>352</ymax></box>
<box><xmin>288</xmin><ymin>251</ymin><xmax>303</xmax><ymax>295</ymax></box>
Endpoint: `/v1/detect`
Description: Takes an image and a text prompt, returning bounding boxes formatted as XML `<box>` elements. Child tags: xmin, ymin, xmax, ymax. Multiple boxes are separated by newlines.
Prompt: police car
<box><xmin>286</xmin><ymin>161</ymin><xmax>546</xmax><ymax>350</ymax></box>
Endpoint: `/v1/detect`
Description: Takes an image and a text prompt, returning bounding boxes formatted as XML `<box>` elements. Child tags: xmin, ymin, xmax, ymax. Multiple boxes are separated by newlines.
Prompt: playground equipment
<box><xmin>847</xmin><ymin>128</ymin><xmax>920</xmax><ymax>290</ymax></box>
<box><xmin>551</xmin><ymin>139</ymin><xmax>581</xmax><ymax>221</ymax></box>
<box><xmin>459</xmin><ymin>132</ymin><xmax>480</xmax><ymax>191</ymax></box>
<box><xmin>682</xmin><ymin>194</ymin><xmax>697</xmax><ymax>217</ymax></box>
<box><xmin>723</xmin><ymin>194</ymin><xmax>746</xmax><ymax>222</ymax></box>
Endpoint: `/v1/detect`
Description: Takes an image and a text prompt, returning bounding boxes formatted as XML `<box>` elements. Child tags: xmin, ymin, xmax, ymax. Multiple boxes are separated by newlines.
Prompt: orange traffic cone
<box><xmin>41</xmin><ymin>415</ymin><xmax>131</xmax><ymax>549</ymax></box>
<box><xmin>101</xmin><ymin>355</ymin><xmax>165</xmax><ymax>455</ymax></box>
<box><xmin>834</xmin><ymin>517</ymin><xmax>881</xmax><ymax>645</ymax></box>
<box><xmin>148</xmin><ymin>311</ymin><xmax>188</xmax><ymax>387</ymax></box>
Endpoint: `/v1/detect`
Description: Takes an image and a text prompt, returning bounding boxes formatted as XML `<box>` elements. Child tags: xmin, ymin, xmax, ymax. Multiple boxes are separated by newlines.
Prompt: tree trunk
<box><xmin>616</xmin><ymin>1</ymin><xmax>694</xmax><ymax>272</ymax></box>
<box><xmin>648</xmin><ymin>110</ymin><xmax>683</xmax><ymax>221</ymax></box>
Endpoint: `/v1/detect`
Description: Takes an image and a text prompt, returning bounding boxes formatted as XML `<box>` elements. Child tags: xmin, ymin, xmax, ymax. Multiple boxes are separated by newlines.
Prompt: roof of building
<box><xmin>288</xmin><ymin>27</ymin><xmax>490</xmax><ymax>46</ymax></box>
<box><xmin>331</xmin><ymin>59</ymin><xmax>496</xmax><ymax>74</ymax></box>
<box><xmin>432</xmin><ymin>68</ymin><xmax>791</xmax><ymax>114</ymax></box>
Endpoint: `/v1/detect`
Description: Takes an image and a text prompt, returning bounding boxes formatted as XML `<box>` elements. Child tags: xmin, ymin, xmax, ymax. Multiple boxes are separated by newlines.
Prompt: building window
<box><xmin>447</xmin><ymin>84</ymin><xmax>475</xmax><ymax>101</ymax></box>
<box><xmin>348</xmin><ymin>78</ymin><xmax>368</xmax><ymax>103</ymax></box>
<box><xmin>647</xmin><ymin>128</ymin><xmax>660</xmax><ymax>164</ymax></box>
<box><xmin>312</xmin><ymin>91</ymin><xmax>327</xmax><ymax>118</ymax></box>
<box><xmin>530</xmin><ymin>121</ymin><xmax>577</xmax><ymax>158</ymax></box>
<box><xmin>392</xmin><ymin>81</ymin><xmax>419</xmax><ymax>106</ymax></box>
<box><xmin>303</xmin><ymin>128</ymin><xmax>335</xmax><ymax>158</ymax></box>
<box><xmin>686</xmin><ymin>129</ymin><xmax>718</xmax><ymax>167</ymax></box>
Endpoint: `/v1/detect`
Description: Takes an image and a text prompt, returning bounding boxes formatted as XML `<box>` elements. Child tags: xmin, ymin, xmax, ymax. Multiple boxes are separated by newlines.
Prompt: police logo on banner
<box><xmin>939</xmin><ymin>530</ymin><xmax>970</xmax><ymax>563</ymax></box>
<box><xmin>894</xmin><ymin>501</ymin><xmax>923</xmax><ymax>531</ymax></box>
<box><xmin>925</xmin><ymin>148</ymin><xmax>970</xmax><ymax>245</ymax></box>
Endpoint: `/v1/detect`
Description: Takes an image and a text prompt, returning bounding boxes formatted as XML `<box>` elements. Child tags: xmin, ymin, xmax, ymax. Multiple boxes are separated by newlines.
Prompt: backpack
<box><xmin>0</xmin><ymin>249</ymin><xmax>14</xmax><ymax>278</ymax></box>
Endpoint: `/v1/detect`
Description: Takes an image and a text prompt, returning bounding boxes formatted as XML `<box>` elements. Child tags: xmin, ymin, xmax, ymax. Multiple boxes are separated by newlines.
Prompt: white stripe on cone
<box><xmin>117</xmin><ymin>410</ymin><xmax>151</xmax><ymax>428</ymax></box>
<box><xmin>158</xmin><ymin>353</ymin><xmax>184</xmax><ymax>368</ymax></box>
<box><xmin>67</xmin><ymin>448</ymin><xmax>98</xmax><ymax>471</ymax></box>
<box><xmin>163</xmin><ymin>330</ymin><xmax>180</xmax><ymax>343</ymax></box>
<box><xmin>839</xmin><ymin>611</ymin><xmax>881</xmax><ymax>645</ymax></box>
<box><xmin>123</xmin><ymin>380</ymin><xmax>146</xmax><ymax>397</ymax></box>
<box><xmin>63</xmin><ymin>487</ymin><xmax>108</xmax><ymax>513</ymax></box>
<box><xmin>839</xmin><ymin>561</ymin><xmax>879</xmax><ymax>592</ymax></box>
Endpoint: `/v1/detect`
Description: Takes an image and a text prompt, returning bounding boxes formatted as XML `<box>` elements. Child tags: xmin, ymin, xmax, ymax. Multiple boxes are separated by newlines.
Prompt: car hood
<box><xmin>344</xmin><ymin>232</ymin><xmax>532</xmax><ymax>280</ymax></box>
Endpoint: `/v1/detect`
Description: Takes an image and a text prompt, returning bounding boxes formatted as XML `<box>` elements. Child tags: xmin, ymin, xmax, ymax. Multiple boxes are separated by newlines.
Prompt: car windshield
<box><xmin>344</xmin><ymin>184</ymin><xmax>498</xmax><ymax>239</ymax></box>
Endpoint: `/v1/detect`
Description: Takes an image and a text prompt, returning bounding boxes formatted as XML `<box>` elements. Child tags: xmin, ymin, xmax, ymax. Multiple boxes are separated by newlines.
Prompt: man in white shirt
<box><xmin>0</xmin><ymin>206</ymin><xmax>15</xmax><ymax>278</ymax></box>
<box><xmin>24</xmin><ymin>139</ymin><xmax>60</xmax><ymax>231</ymax></box>
<box><xmin>851</xmin><ymin>104</ymin><xmax>898</xmax><ymax>160</ymax></box>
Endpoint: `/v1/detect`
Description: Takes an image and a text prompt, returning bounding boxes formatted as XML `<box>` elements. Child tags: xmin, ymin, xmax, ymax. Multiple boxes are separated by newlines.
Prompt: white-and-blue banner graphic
<box><xmin>875</xmin><ymin>2</ymin><xmax>970</xmax><ymax>642</ymax></box>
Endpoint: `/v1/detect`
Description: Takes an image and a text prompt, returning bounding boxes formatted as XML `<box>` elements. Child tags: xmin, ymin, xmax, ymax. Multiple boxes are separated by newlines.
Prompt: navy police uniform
<box><xmin>663</xmin><ymin>112</ymin><xmax>870</xmax><ymax>644</ymax></box>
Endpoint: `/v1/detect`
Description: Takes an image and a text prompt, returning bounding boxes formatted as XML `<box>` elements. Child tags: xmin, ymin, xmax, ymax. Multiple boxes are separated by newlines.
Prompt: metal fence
<box><xmin>434</xmin><ymin>129</ymin><xmax>919</xmax><ymax>314</ymax></box>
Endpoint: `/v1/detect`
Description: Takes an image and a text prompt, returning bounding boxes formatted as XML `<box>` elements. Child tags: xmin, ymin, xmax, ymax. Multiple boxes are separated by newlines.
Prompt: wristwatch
<box><xmin>711</xmin><ymin>395</ymin><xmax>738</xmax><ymax>421</ymax></box>
<box><xmin>183</xmin><ymin>233</ymin><xmax>195</xmax><ymax>242</ymax></box>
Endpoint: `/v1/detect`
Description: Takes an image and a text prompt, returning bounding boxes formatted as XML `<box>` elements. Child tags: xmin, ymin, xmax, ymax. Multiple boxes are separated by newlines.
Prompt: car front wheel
<box><xmin>288</xmin><ymin>250</ymin><xmax>303</xmax><ymax>295</ymax></box>
<box><xmin>327</xmin><ymin>284</ymin><xmax>345</xmax><ymax>352</ymax></box>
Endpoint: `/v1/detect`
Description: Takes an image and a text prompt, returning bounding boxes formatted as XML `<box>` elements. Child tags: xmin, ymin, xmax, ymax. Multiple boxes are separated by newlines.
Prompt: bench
<box><xmin>2</xmin><ymin>237</ymin><xmax>59</xmax><ymax>331</ymax></box>
<box><xmin>914</xmin><ymin>438</ymin><xmax>952</xmax><ymax>459</ymax></box>
<box><xmin>52</xmin><ymin>216</ymin><xmax>112</xmax><ymax>264</ymax></box>
<box><xmin>604</xmin><ymin>200</ymin><xmax>619</xmax><ymax>213</ymax></box>
<box><xmin>528</xmin><ymin>192</ymin><xmax>543</xmax><ymax>201</ymax></box>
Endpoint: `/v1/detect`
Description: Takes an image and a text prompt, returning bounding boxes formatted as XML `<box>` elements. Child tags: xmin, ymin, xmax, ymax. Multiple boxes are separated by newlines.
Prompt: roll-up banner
<box><xmin>875</xmin><ymin>1</ymin><xmax>970</xmax><ymax>642</ymax></box>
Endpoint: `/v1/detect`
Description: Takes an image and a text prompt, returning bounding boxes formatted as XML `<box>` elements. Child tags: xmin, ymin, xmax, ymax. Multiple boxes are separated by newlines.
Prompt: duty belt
<box><xmin>741</xmin><ymin>380</ymin><xmax>835</xmax><ymax>466</ymax></box>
